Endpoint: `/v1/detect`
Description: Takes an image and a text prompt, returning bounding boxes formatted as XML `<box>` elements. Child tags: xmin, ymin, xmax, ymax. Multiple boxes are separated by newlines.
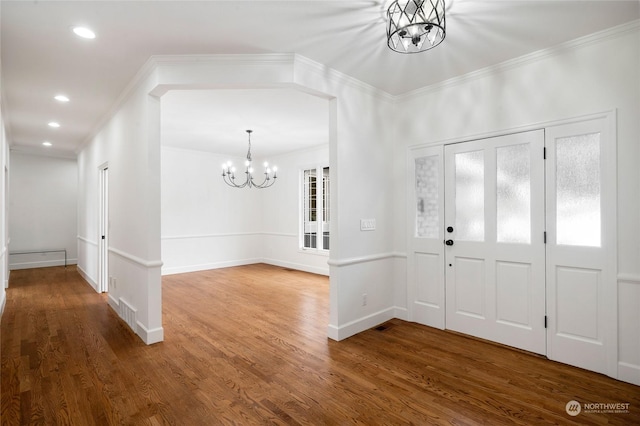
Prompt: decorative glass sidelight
<box><xmin>415</xmin><ymin>155</ymin><xmax>439</xmax><ymax>238</ymax></box>
<box><xmin>556</xmin><ymin>133</ymin><xmax>601</xmax><ymax>247</ymax></box>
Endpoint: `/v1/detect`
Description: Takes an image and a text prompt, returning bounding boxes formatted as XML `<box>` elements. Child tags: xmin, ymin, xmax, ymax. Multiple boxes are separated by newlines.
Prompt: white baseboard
<box><xmin>77</xmin><ymin>264</ymin><xmax>99</xmax><ymax>292</ymax></box>
<box><xmin>106</xmin><ymin>293</ymin><xmax>163</xmax><ymax>345</ymax></box>
<box><xmin>0</xmin><ymin>290</ymin><xmax>5</xmax><ymax>317</ymax></box>
<box><xmin>618</xmin><ymin>361</ymin><xmax>640</xmax><ymax>386</ymax></box>
<box><xmin>394</xmin><ymin>306</ymin><xmax>408</xmax><ymax>321</ymax></box>
<box><xmin>136</xmin><ymin>322</ymin><xmax>164</xmax><ymax>345</ymax></box>
<box><xmin>262</xmin><ymin>258</ymin><xmax>329</xmax><ymax>276</ymax></box>
<box><xmin>161</xmin><ymin>258</ymin><xmax>261</xmax><ymax>275</ymax></box>
<box><xmin>10</xmin><ymin>259</ymin><xmax>78</xmax><ymax>270</ymax></box>
<box><xmin>327</xmin><ymin>307</ymin><xmax>395</xmax><ymax>341</ymax></box>
<box><xmin>163</xmin><ymin>258</ymin><xmax>330</xmax><ymax>277</ymax></box>
<box><xmin>108</xmin><ymin>293</ymin><xmax>119</xmax><ymax>311</ymax></box>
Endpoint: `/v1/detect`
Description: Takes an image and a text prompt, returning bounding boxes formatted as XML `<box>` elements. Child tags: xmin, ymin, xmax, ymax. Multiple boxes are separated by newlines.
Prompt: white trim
<box><xmin>294</xmin><ymin>54</ymin><xmax>394</xmax><ymax>102</ymax></box>
<box><xmin>162</xmin><ymin>258</ymin><xmax>261</xmax><ymax>276</ymax></box>
<box><xmin>398</xmin><ymin>20</ymin><xmax>640</xmax><ymax>101</ymax></box>
<box><xmin>394</xmin><ymin>306</ymin><xmax>409</xmax><ymax>321</ymax></box>
<box><xmin>618</xmin><ymin>273</ymin><xmax>640</xmax><ymax>283</ymax></box>
<box><xmin>262</xmin><ymin>258</ymin><xmax>329</xmax><ymax>277</ymax></box>
<box><xmin>327</xmin><ymin>307</ymin><xmax>395</xmax><ymax>341</ymax></box>
<box><xmin>0</xmin><ymin>290</ymin><xmax>5</xmax><ymax>317</ymax></box>
<box><xmin>108</xmin><ymin>293</ymin><xmax>119</xmax><ymax>311</ymax></box>
<box><xmin>77</xmin><ymin>56</ymin><xmax>158</xmax><ymax>153</ymax></box>
<box><xmin>77</xmin><ymin>264</ymin><xmax>98</xmax><ymax>292</ymax></box>
<box><xmin>161</xmin><ymin>232</ymin><xmax>275</xmax><ymax>240</ymax></box>
<box><xmin>618</xmin><ymin>362</ymin><xmax>640</xmax><ymax>386</ymax></box>
<box><xmin>9</xmin><ymin>258</ymin><xmax>77</xmax><ymax>270</ymax></box>
<box><xmin>327</xmin><ymin>252</ymin><xmax>405</xmax><ymax>267</ymax></box>
<box><xmin>136</xmin><ymin>321</ymin><xmax>164</xmax><ymax>345</ymax></box>
<box><xmin>408</xmin><ymin>109</ymin><xmax>617</xmax><ymax>151</ymax></box>
<box><xmin>109</xmin><ymin>247</ymin><xmax>163</xmax><ymax>268</ymax></box>
<box><xmin>81</xmin><ymin>52</ymin><xmax>393</xmax><ymax>153</ymax></box>
<box><xmin>77</xmin><ymin>235</ymin><xmax>98</xmax><ymax>246</ymax></box>
<box><xmin>297</xmin><ymin>248</ymin><xmax>330</xmax><ymax>257</ymax></box>
<box><xmin>261</xmin><ymin>232</ymin><xmax>297</xmax><ymax>238</ymax></box>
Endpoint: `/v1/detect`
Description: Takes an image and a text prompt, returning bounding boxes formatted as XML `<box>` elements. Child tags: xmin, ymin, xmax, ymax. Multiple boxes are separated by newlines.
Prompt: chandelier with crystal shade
<box><xmin>387</xmin><ymin>0</ymin><xmax>446</xmax><ymax>53</ymax></box>
<box><xmin>221</xmin><ymin>130</ymin><xmax>277</xmax><ymax>189</ymax></box>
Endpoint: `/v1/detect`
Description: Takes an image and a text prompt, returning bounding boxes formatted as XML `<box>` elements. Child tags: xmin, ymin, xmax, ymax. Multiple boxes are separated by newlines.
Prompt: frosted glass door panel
<box><xmin>455</xmin><ymin>150</ymin><xmax>484</xmax><ymax>242</ymax></box>
<box><xmin>556</xmin><ymin>133</ymin><xmax>601</xmax><ymax>247</ymax></box>
<box><xmin>496</xmin><ymin>143</ymin><xmax>531</xmax><ymax>244</ymax></box>
<box><xmin>415</xmin><ymin>155</ymin><xmax>439</xmax><ymax>238</ymax></box>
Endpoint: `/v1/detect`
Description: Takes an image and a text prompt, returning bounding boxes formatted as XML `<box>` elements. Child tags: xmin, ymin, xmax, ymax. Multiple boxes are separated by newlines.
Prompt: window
<box><xmin>302</xmin><ymin>166</ymin><xmax>329</xmax><ymax>250</ymax></box>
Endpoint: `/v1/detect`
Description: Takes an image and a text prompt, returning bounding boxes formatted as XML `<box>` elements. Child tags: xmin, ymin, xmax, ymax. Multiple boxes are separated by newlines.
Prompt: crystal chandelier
<box><xmin>387</xmin><ymin>0</ymin><xmax>446</xmax><ymax>54</ymax></box>
<box><xmin>221</xmin><ymin>130</ymin><xmax>277</xmax><ymax>189</ymax></box>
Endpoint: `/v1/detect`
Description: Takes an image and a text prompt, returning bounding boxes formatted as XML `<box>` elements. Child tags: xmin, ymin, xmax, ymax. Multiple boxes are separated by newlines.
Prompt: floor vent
<box><xmin>119</xmin><ymin>298</ymin><xmax>137</xmax><ymax>331</ymax></box>
<box><xmin>375</xmin><ymin>322</ymin><xmax>395</xmax><ymax>332</ymax></box>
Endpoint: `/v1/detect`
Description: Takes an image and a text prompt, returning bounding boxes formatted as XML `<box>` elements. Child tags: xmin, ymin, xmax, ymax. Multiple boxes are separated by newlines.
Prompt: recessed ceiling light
<box><xmin>54</xmin><ymin>95</ymin><xmax>70</xmax><ymax>102</ymax></box>
<box><xmin>72</xmin><ymin>26</ymin><xmax>96</xmax><ymax>39</ymax></box>
<box><xmin>48</xmin><ymin>122</ymin><xmax>61</xmax><ymax>128</ymax></box>
<box><xmin>42</xmin><ymin>141</ymin><xmax>53</xmax><ymax>147</ymax></box>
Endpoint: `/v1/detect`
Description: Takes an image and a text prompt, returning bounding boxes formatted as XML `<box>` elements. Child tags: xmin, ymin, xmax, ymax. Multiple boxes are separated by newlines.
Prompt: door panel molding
<box><xmin>444</xmin><ymin>130</ymin><xmax>546</xmax><ymax>355</ymax></box>
<box><xmin>545</xmin><ymin>113</ymin><xmax>617</xmax><ymax>377</ymax></box>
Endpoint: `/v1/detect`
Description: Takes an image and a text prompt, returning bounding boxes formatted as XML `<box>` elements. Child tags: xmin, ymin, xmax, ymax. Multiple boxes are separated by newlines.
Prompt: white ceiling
<box><xmin>2</xmin><ymin>1</ymin><xmax>639</xmax><ymax>157</ymax></box>
<box><xmin>161</xmin><ymin>89</ymin><xmax>329</xmax><ymax>157</ymax></box>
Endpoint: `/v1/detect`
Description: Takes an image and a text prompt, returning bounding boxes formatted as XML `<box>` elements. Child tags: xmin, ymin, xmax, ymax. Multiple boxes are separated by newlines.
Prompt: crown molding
<box><xmin>77</xmin><ymin>52</ymin><xmax>395</xmax><ymax>155</ymax></box>
<box><xmin>293</xmin><ymin>54</ymin><xmax>395</xmax><ymax>103</ymax></box>
<box><xmin>10</xmin><ymin>145</ymin><xmax>77</xmax><ymax>160</ymax></box>
<box><xmin>150</xmin><ymin>53</ymin><xmax>297</xmax><ymax>66</ymax></box>
<box><xmin>397</xmin><ymin>19</ymin><xmax>640</xmax><ymax>102</ymax></box>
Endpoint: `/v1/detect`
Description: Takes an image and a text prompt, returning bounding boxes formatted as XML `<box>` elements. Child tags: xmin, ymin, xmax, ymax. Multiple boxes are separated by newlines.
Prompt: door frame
<box><xmin>406</xmin><ymin>110</ymin><xmax>617</xmax><ymax>378</ymax></box>
<box><xmin>98</xmin><ymin>163</ymin><xmax>109</xmax><ymax>293</ymax></box>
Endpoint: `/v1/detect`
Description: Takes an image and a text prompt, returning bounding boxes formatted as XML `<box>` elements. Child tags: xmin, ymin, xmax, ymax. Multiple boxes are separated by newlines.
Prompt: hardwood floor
<box><xmin>2</xmin><ymin>264</ymin><xmax>639</xmax><ymax>425</ymax></box>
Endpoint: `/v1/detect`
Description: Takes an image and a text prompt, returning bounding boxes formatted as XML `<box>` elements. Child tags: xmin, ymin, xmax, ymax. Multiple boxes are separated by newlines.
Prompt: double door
<box><xmin>408</xmin><ymin>119</ymin><xmax>615</xmax><ymax>375</ymax></box>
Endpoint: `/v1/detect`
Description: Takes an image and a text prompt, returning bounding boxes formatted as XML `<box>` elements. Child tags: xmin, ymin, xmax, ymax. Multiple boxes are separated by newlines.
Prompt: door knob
<box><xmin>445</xmin><ymin>239</ymin><xmax>454</xmax><ymax>246</ymax></box>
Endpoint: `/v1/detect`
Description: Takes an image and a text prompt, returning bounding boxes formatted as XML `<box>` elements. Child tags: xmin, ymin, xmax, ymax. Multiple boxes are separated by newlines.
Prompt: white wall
<box><xmin>161</xmin><ymin>147</ymin><xmax>263</xmax><ymax>273</ymax></box>
<box><xmin>8</xmin><ymin>153</ymin><xmax>77</xmax><ymax>269</ymax></box>
<box><xmin>161</xmin><ymin>144</ymin><xmax>330</xmax><ymax>276</ymax></box>
<box><xmin>261</xmin><ymin>145</ymin><xmax>330</xmax><ymax>275</ymax></box>
<box><xmin>77</xmin><ymin>54</ymin><xmax>398</xmax><ymax>344</ymax></box>
<box><xmin>393</xmin><ymin>22</ymin><xmax>640</xmax><ymax>384</ymax></box>
<box><xmin>77</xmin><ymin>68</ymin><xmax>163</xmax><ymax>344</ymax></box>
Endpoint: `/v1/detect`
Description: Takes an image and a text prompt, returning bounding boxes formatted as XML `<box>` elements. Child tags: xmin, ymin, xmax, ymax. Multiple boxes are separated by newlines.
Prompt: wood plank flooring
<box><xmin>2</xmin><ymin>264</ymin><xmax>639</xmax><ymax>425</ymax></box>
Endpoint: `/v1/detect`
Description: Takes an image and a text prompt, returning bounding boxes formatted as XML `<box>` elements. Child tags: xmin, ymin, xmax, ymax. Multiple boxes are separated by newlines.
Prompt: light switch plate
<box><xmin>360</xmin><ymin>218</ymin><xmax>376</xmax><ymax>231</ymax></box>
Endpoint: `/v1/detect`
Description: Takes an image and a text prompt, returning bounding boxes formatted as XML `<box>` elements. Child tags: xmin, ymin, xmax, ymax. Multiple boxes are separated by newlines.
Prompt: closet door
<box><xmin>546</xmin><ymin>117</ymin><xmax>617</xmax><ymax>376</ymax></box>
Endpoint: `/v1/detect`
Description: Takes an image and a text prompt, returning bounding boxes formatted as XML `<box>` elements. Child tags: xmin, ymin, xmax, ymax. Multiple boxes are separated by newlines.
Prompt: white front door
<box><xmin>545</xmin><ymin>117</ymin><xmax>616</xmax><ymax>376</ymax></box>
<box><xmin>444</xmin><ymin>130</ymin><xmax>546</xmax><ymax>354</ymax></box>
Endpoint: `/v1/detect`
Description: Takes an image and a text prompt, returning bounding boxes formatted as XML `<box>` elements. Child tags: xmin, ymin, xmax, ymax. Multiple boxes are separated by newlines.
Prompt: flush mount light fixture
<box><xmin>387</xmin><ymin>0</ymin><xmax>446</xmax><ymax>53</ymax></box>
<box><xmin>48</xmin><ymin>121</ymin><xmax>61</xmax><ymax>128</ymax></box>
<box><xmin>221</xmin><ymin>130</ymin><xmax>277</xmax><ymax>189</ymax></box>
<box><xmin>54</xmin><ymin>95</ymin><xmax>70</xmax><ymax>102</ymax></box>
<box><xmin>42</xmin><ymin>141</ymin><xmax>52</xmax><ymax>147</ymax></box>
<box><xmin>72</xmin><ymin>26</ymin><xmax>96</xmax><ymax>39</ymax></box>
